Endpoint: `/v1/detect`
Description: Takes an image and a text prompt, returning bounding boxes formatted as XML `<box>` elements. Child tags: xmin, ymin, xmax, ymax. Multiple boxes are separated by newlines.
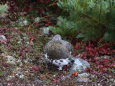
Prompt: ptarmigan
<box><xmin>44</xmin><ymin>34</ymin><xmax>74</xmax><ymax>70</ymax></box>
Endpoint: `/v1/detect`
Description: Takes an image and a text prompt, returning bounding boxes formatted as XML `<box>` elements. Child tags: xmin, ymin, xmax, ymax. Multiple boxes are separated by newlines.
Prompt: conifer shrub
<box><xmin>50</xmin><ymin>0</ymin><xmax>115</xmax><ymax>42</ymax></box>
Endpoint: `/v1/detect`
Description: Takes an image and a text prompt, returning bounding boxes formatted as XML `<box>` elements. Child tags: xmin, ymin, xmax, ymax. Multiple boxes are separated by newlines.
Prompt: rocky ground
<box><xmin>0</xmin><ymin>28</ymin><xmax>115</xmax><ymax>86</ymax></box>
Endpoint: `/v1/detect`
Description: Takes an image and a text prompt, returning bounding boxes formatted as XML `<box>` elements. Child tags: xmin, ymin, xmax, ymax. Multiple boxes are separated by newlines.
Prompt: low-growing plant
<box><xmin>49</xmin><ymin>16</ymin><xmax>78</xmax><ymax>39</ymax></box>
<box><xmin>51</xmin><ymin>0</ymin><xmax>115</xmax><ymax>42</ymax></box>
<box><xmin>0</xmin><ymin>3</ymin><xmax>9</xmax><ymax>17</ymax></box>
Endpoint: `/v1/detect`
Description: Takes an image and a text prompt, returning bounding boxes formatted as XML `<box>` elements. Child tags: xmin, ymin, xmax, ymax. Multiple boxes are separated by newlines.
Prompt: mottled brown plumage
<box><xmin>44</xmin><ymin>34</ymin><xmax>74</xmax><ymax>60</ymax></box>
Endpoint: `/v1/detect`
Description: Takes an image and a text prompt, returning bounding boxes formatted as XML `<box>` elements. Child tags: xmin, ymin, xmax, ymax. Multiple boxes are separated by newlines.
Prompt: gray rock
<box><xmin>78</xmin><ymin>73</ymin><xmax>90</xmax><ymax>77</ymax></box>
<box><xmin>0</xmin><ymin>35</ymin><xmax>7</xmax><ymax>43</ymax></box>
<box><xmin>40</xmin><ymin>27</ymin><xmax>50</xmax><ymax>35</ymax></box>
<box><xmin>16</xmin><ymin>72</ymin><xmax>24</xmax><ymax>79</ymax></box>
<box><xmin>70</xmin><ymin>58</ymin><xmax>90</xmax><ymax>73</ymax></box>
<box><xmin>77</xmin><ymin>77</ymin><xmax>90</xmax><ymax>82</ymax></box>
<box><xmin>34</xmin><ymin>17</ymin><xmax>40</xmax><ymax>22</ymax></box>
<box><xmin>6</xmin><ymin>56</ymin><xmax>16</xmax><ymax>65</ymax></box>
<box><xmin>77</xmin><ymin>73</ymin><xmax>90</xmax><ymax>82</ymax></box>
<box><xmin>18</xmin><ymin>18</ymin><xmax>29</xmax><ymax>26</ymax></box>
<box><xmin>34</xmin><ymin>78</ymin><xmax>43</xmax><ymax>83</ymax></box>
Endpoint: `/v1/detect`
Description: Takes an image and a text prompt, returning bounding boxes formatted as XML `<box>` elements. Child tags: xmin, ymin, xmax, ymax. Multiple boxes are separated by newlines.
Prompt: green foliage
<box><xmin>0</xmin><ymin>71</ymin><xmax>4</xmax><ymax>76</ymax></box>
<box><xmin>49</xmin><ymin>16</ymin><xmax>78</xmax><ymax>39</ymax></box>
<box><xmin>0</xmin><ymin>4</ymin><xmax>8</xmax><ymax>17</ymax></box>
<box><xmin>104</xmin><ymin>8</ymin><xmax>115</xmax><ymax>42</ymax></box>
<box><xmin>54</xmin><ymin>0</ymin><xmax>115</xmax><ymax>42</ymax></box>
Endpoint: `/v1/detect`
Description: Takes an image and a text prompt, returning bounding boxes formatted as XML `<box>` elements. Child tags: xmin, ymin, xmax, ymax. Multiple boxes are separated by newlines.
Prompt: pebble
<box><xmin>6</xmin><ymin>56</ymin><xmax>16</xmax><ymax>65</ymax></box>
<box><xmin>0</xmin><ymin>35</ymin><xmax>7</xmax><ymax>43</ymax></box>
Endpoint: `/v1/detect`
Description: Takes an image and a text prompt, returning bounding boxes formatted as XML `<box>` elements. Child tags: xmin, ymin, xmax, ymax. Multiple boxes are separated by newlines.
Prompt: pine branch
<box><xmin>82</xmin><ymin>13</ymin><xmax>107</xmax><ymax>29</ymax></box>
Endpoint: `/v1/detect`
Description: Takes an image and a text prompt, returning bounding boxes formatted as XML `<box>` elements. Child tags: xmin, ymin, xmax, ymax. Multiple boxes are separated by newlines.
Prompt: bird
<box><xmin>44</xmin><ymin>34</ymin><xmax>74</xmax><ymax>60</ymax></box>
<box><xmin>44</xmin><ymin>34</ymin><xmax>74</xmax><ymax>70</ymax></box>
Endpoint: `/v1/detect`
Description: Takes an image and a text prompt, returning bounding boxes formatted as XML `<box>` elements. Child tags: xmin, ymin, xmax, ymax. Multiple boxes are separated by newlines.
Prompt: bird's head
<box><xmin>52</xmin><ymin>34</ymin><xmax>62</xmax><ymax>42</ymax></box>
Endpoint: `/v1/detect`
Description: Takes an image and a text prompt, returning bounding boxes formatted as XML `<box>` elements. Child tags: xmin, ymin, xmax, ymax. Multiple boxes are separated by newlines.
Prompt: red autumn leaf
<box><xmin>75</xmin><ymin>43</ymin><xmax>81</xmax><ymax>49</ymax></box>
<box><xmin>32</xmin><ymin>65</ymin><xmax>40</xmax><ymax>71</ymax></box>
